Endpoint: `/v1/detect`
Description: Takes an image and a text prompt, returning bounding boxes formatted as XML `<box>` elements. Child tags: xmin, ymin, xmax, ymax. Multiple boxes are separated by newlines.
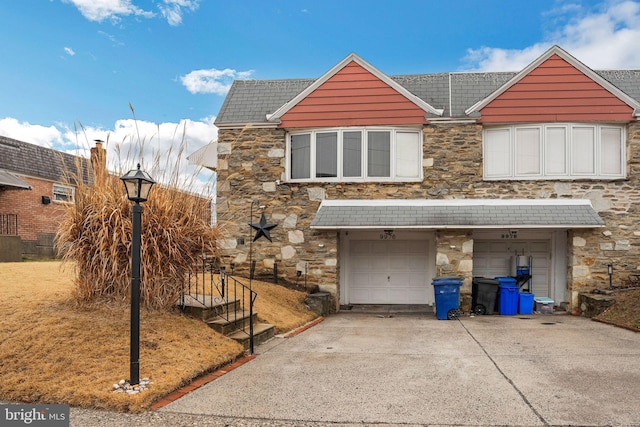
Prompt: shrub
<box><xmin>56</xmin><ymin>131</ymin><xmax>217</xmax><ymax>309</ymax></box>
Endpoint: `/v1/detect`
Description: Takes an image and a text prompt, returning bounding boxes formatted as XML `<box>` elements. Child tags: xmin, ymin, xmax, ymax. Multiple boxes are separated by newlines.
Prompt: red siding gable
<box><xmin>279</xmin><ymin>61</ymin><xmax>428</xmax><ymax>128</ymax></box>
<box><xmin>479</xmin><ymin>54</ymin><xmax>634</xmax><ymax>123</ymax></box>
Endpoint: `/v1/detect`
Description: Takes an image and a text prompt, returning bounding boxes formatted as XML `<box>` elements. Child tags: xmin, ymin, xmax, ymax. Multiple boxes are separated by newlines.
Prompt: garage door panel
<box><xmin>347</xmin><ymin>238</ymin><xmax>430</xmax><ymax>304</ymax></box>
<box><xmin>393</xmin><ymin>272</ymin><xmax>429</xmax><ymax>287</ymax></box>
<box><xmin>371</xmin><ymin>242</ymin><xmax>388</xmax><ymax>254</ymax></box>
<box><xmin>390</xmin><ymin>255</ymin><xmax>426</xmax><ymax>270</ymax></box>
<box><xmin>352</xmin><ymin>274</ymin><xmax>386</xmax><ymax>288</ymax></box>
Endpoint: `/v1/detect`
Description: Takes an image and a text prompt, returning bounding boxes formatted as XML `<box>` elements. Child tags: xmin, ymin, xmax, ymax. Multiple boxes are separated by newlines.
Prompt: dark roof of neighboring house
<box><xmin>215</xmin><ymin>69</ymin><xmax>640</xmax><ymax>126</ymax></box>
<box><xmin>0</xmin><ymin>135</ymin><xmax>91</xmax><ymax>184</ymax></box>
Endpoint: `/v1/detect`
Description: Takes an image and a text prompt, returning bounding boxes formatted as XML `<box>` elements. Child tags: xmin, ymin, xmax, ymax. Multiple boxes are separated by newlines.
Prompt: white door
<box><xmin>473</xmin><ymin>240</ymin><xmax>551</xmax><ymax>298</ymax></box>
<box><xmin>348</xmin><ymin>239</ymin><xmax>430</xmax><ymax>304</ymax></box>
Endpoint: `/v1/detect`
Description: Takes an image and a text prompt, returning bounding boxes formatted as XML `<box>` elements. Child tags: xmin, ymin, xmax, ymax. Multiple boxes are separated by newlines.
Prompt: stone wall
<box><xmin>216</xmin><ymin>121</ymin><xmax>640</xmax><ymax>310</ymax></box>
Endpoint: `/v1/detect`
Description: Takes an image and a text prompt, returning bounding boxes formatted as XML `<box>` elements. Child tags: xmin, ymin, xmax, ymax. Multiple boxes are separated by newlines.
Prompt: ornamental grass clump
<box><xmin>56</xmin><ymin>136</ymin><xmax>217</xmax><ymax>310</ymax></box>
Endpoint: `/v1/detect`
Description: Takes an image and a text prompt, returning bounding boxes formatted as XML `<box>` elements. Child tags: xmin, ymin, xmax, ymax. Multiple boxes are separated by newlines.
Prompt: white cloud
<box><xmin>64</xmin><ymin>0</ymin><xmax>154</xmax><ymax>23</ymax></box>
<box><xmin>0</xmin><ymin>116</ymin><xmax>218</xmax><ymax>195</ymax></box>
<box><xmin>97</xmin><ymin>30</ymin><xmax>123</xmax><ymax>46</ymax></box>
<box><xmin>64</xmin><ymin>47</ymin><xmax>75</xmax><ymax>56</ymax></box>
<box><xmin>65</xmin><ymin>0</ymin><xmax>198</xmax><ymax>26</ymax></box>
<box><xmin>180</xmin><ymin>68</ymin><xmax>255</xmax><ymax>95</ymax></box>
<box><xmin>463</xmin><ymin>0</ymin><xmax>640</xmax><ymax>71</ymax></box>
<box><xmin>0</xmin><ymin>118</ymin><xmax>65</xmax><ymax>148</ymax></box>
<box><xmin>158</xmin><ymin>0</ymin><xmax>200</xmax><ymax>26</ymax></box>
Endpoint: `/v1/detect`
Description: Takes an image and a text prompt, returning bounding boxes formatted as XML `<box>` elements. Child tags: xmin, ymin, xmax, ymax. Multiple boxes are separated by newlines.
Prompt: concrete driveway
<box><xmin>160</xmin><ymin>310</ymin><xmax>640</xmax><ymax>426</ymax></box>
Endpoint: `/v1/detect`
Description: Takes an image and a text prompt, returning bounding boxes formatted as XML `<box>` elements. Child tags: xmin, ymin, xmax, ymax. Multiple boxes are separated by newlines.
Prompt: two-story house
<box><xmin>213</xmin><ymin>45</ymin><xmax>640</xmax><ymax>313</ymax></box>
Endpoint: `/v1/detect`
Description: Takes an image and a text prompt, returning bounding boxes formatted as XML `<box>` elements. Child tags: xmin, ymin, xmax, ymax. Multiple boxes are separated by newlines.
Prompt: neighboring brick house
<box><xmin>0</xmin><ymin>136</ymin><xmax>99</xmax><ymax>258</ymax></box>
<box><xmin>213</xmin><ymin>45</ymin><xmax>640</xmax><ymax>313</ymax></box>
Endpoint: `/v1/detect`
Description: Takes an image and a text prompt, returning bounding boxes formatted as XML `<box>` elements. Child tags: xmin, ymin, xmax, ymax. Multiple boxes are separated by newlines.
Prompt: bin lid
<box><xmin>495</xmin><ymin>276</ymin><xmax>517</xmax><ymax>284</ymax></box>
<box><xmin>499</xmin><ymin>283</ymin><xmax>519</xmax><ymax>289</ymax></box>
<box><xmin>432</xmin><ymin>279</ymin><xmax>462</xmax><ymax>286</ymax></box>
<box><xmin>473</xmin><ymin>277</ymin><xmax>499</xmax><ymax>285</ymax></box>
<box><xmin>534</xmin><ymin>297</ymin><xmax>554</xmax><ymax>303</ymax></box>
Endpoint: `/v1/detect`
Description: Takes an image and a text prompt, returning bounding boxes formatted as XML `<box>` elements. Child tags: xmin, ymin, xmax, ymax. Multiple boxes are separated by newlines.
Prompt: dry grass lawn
<box><xmin>0</xmin><ymin>261</ymin><xmax>318</xmax><ymax>412</ymax></box>
<box><xmin>594</xmin><ymin>288</ymin><xmax>640</xmax><ymax>330</ymax></box>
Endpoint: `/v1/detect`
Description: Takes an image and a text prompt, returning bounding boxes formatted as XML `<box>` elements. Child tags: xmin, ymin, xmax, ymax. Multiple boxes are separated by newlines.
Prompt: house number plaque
<box><xmin>501</xmin><ymin>230</ymin><xmax>518</xmax><ymax>239</ymax></box>
<box><xmin>380</xmin><ymin>230</ymin><xmax>396</xmax><ymax>240</ymax></box>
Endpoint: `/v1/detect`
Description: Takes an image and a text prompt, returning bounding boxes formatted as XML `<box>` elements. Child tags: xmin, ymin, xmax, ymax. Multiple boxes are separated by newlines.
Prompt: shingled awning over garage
<box><xmin>310</xmin><ymin>199</ymin><xmax>605</xmax><ymax>229</ymax></box>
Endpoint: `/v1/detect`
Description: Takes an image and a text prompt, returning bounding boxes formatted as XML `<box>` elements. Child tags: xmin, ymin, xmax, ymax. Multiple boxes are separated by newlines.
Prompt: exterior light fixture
<box><xmin>120</xmin><ymin>163</ymin><xmax>155</xmax><ymax>203</ymax></box>
<box><xmin>120</xmin><ymin>164</ymin><xmax>155</xmax><ymax>386</ymax></box>
<box><xmin>608</xmin><ymin>263</ymin><xmax>613</xmax><ymax>290</ymax></box>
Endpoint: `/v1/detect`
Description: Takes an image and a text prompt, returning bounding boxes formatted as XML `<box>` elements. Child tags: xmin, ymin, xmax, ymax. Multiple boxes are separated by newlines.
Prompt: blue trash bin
<box><xmin>518</xmin><ymin>292</ymin><xmax>534</xmax><ymax>315</ymax></box>
<box><xmin>432</xmin><ymin>277</ymin><xmax>462</xmax><ymax>320</ymax></box>
<box><xmin>496</xmin><ymin>277</ymin><xmax>518</xmax><ymax>315</ymax></box>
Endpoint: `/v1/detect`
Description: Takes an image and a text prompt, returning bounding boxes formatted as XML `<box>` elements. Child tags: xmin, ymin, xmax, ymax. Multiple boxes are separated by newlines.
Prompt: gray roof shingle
<box><xmin>0</xmin><ymin>135</ymin><xmax>91</xmax><ymax>184</ymax></box>
<box><xmin>214</xmin><ymin>69</ymin><xmax>640</xmax><ymax>125</ymax></box>
<box><xmin>310</xmin><ymin>200</ymin><xmax>605</xmax><ymax>229</ymax></box>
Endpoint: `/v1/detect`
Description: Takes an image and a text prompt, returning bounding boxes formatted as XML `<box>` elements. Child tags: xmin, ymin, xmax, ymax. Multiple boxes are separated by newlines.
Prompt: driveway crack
<box><xmin>458</xmin><ymin>319</ymin><xmax>549</xmax><ymax>426</ymax></box>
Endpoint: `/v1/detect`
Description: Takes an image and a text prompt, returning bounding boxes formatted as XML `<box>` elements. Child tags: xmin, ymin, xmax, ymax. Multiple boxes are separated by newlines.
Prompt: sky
<box><xmin>1</xmin><ymin>0</ymin><xmax>640</xmax><ymax>192</ymax></box>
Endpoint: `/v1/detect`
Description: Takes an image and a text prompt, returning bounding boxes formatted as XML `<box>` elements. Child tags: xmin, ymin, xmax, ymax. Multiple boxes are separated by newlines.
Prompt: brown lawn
<box><xmin>594</xmin><ymin>288</ymin><xmax>640</xmax><ymax>330</ymax></box>
<box><xmin>0</xmin><ymin>261</ymin><xmax>317</xmax><ymax>412</ymax></box>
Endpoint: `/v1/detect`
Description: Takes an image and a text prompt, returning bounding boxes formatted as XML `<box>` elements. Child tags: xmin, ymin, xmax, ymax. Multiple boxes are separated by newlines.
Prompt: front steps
<box><xmin>179</xmin><ymin>294</ymin><xmax>275</xmax><ymax>350</ymax></box>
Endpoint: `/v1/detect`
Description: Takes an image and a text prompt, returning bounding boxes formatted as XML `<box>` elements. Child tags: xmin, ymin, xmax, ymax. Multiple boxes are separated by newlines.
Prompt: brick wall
<box><xmin>0</xmin><ymin>176</ymin><xmax>68</xmax><ymax>257</ymax></box>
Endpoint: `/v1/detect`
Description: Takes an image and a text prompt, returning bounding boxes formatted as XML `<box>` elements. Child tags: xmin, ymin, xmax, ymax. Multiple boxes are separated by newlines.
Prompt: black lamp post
<box><xmin>120</xmin><ymin>164</ymin><xmax>155</xmax><ymax>386</ymax></box>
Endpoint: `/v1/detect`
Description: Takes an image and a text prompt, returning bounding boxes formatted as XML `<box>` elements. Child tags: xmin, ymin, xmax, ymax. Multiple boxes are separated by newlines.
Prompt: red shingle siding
<box><xmin>479</xmin><ymin>54</ymin><xmax>634</xmax><ymax>123</ymax></box>
<box><xmin>279</xmin><ymin>61</ymin><xmax>428</xmax><ymax>128</ymax></box>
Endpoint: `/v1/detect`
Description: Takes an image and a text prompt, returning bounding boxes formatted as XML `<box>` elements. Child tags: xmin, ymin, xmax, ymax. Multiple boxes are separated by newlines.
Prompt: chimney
<box><xmin>90</xmin><ymin>140</ymin><xmax>107</xmax><ymax>181</ymax></box>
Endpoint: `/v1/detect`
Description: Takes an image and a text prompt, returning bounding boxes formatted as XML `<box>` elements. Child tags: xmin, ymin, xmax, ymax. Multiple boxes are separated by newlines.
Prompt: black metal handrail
<box><xmin>181</xmin><ymin>256</ymin><xmax>258</xmax><ymax>353</ymax></box>
<box><xmin>221</xmin><ymin>272</ymin><xmax>258</xmax><ymax>354</ymax></box>
<box><xmin>0</xmin><ymin>213</ymin><xmax>18</xmax><ymax>236</ymax></box>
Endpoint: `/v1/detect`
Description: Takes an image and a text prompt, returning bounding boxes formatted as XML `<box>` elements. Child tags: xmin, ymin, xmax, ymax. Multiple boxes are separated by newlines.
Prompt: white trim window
<box><xmin>53</xmin><ymin>183</ymin><xmax>75</xmax><ymax>203</ymax></box>
<box><xmin>288</xmin><ymin>128</ymin><xmax>422</xmax><ymax>182</ymax></box>
<box><xmin>483</xmin><ymin>124</ymin><xmax>626</xmax><ymax>180</ymax></box>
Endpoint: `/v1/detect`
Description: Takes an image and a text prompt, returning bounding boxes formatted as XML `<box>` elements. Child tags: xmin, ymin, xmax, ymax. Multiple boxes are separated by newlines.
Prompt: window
<box><xmin>53</xmin><ymin>184</ymin><xmax>75</xmax><ymax>203</ymax></box>
<box><xmin>484</xmin><ymin>124</ymin><xmax>625</xmax><ymax>180</ymax></box>
<box><xmin>287</xmin><ymin>128</ymin><xmax>422</xmax><ymax>182</ymax></box>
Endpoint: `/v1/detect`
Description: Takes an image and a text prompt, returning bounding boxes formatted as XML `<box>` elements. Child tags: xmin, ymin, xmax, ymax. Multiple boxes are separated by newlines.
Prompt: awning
<box><xmin>310</xmin><ymin>199</ymin><xmax>605</xmax><ymax>229</ymax></box>
<box><xmin>187</xmin><ymin>142</ymin><xmax>217</xmax><ymax>171</ymax></box>
<box><xmin>0</xmin><ymin>169</ymin><xmax>31</xmax><ymax>190</ymax></box>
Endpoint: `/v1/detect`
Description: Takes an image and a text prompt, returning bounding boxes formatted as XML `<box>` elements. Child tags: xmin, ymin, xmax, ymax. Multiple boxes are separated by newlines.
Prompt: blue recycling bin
<box><xmin>518</xmin><ymin>292</ymin><xmax>534</xmax><ymax>315</ymax></box>
<box><xmin>496</xmin><ymin>276</ymin><xmax>518</xmax><ymax>315</ymax></box>
<box><xmin>432</xmin><ymin>277</ymin><xmax>462</xmax><ymax>320</ymax></box>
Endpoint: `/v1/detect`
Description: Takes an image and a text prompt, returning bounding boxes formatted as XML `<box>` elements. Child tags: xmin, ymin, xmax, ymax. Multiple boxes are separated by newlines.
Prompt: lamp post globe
<box><xmin>120</xmin><ymin>163</ymin><xmax>155</xmax><ymax>203</ymax></box>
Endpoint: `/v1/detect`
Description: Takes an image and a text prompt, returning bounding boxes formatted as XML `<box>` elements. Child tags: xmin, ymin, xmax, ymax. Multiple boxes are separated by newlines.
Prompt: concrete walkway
<box><xmin>158</xmin><ymin>311</ymin><xmax>640</xmax><ymax>426</ymax></box>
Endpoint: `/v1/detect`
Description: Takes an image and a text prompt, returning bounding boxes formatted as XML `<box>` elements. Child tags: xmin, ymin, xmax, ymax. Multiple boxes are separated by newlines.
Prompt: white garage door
<box><xmin>473</xmin><ymin>240</ymin><xmax>551</xmax><ymax>298</ymax></box>
<box><xmin>348</xmin><ymin>239</ymin><xmax>430</xmax><ymax>304</ymax></box>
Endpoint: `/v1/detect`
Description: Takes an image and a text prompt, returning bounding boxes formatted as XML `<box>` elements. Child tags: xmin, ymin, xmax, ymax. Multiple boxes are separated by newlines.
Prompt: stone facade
<box><xmin>216</xmin><ymin>121</ymin><xmax>640</xmax><ymax>311</ymax></box>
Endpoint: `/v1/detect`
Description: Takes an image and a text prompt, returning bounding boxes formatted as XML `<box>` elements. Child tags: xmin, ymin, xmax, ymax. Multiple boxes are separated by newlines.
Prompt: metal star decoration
<box><xmin>249</xmin><ymin>213</ymin><xmax>277</xmax><ymax>242</ymax></box>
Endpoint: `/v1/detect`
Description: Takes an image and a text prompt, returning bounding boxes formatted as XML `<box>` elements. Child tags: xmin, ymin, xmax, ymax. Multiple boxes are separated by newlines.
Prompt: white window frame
<box><xmin>286</xmin><ymin>127</ymin><xmax>423</xmax><ymax>183</ymax></box>
<box><xmin>483</xmin><ymin>123</ymin><xmax>626</xmax><ymax>180</ymax></box>
<box><xmin>53</xmin><ymin>183</ymin><xmax>75</xmax><ymax>203</ymax></box>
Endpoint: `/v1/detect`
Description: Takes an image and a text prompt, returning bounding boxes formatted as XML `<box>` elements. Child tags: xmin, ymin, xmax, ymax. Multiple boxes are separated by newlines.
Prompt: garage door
<box><xmin>348</xmin><ymin>239</ymin><xmax>430</xmax><ymax>304</ymax></box>
<box><xmin>473</xmin><ymin>240</ymin><xmax>551</xmax><ymax>298</ymax></box>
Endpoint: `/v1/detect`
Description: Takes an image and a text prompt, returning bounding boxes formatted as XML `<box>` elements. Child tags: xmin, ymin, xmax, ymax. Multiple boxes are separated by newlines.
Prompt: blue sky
<box><xmin>1</xmin><ymin>0</ymin><xmax>639</xmax><ymax>189</ymax></box>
